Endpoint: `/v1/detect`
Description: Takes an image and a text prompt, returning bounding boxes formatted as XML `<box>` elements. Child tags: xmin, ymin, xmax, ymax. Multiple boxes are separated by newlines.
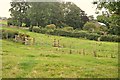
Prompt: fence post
<box><xmin>33</xmin><ymin>38</ymin><xmax>35</xmax><ymax>45</ymax></box>
<box><xmin>58</xmin><ymin>40</ymin><xmax>60</xmax><ymax>47</ymax></box>
<box><xmin>53</xmin><ymin>39</ymin><xmax>57</xmax><ymax>47</ymax></box>
<box><xmin>25</xmin><ymin>37</ymin><xmax>28</xmax><ymax>45</ymax></box>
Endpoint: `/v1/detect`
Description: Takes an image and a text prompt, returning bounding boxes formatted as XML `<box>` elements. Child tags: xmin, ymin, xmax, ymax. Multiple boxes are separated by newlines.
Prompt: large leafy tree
<box><xmin>9</xmin><ymin>0</ymin><xmax>30</xmax><ymax>27</ymax></box>
<box><xmin>63</xmin><ymin>2</ymin><xmax>89</xmax><ymax>29</ymax></box>
<box><xmin>93</xmin><ymin>0</ymin><xmax>120</xmax><ymax>35</ymax></box>
<box><xmin>97</xmin><ymin>15</ymin><xmax>110</xmax><ymax>27</ymax></box>
<box><xmin>9</xmin><ymin>1</ymin><xmax>89</xmax><ymax>29</ymax></box>
<box><xmin>27</xmin><ymin>2</ymin><xmax>64</xmax><ymax>27</ymax></box>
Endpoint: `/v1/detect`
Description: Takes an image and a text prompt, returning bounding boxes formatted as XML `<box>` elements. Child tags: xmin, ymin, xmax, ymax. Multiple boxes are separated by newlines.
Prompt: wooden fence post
<box><xmin>33</xmin><ymin>38</ymin><xmax>35</xmax><ymax>45</ymax></box>
<box><xmin>70</xmin><ymin>49</ymin><xmax>72</xmax><ymax>54</ymax></box>
<box><xmin>83</xmin><ymin>49</ymin><xmax>85</xmax><ymax>55</ymax></box>
<box><xmin>58</xmin><ymin>40</ymin><xmax>60</xmax><ymax>47</ymax></box>
<box><xmin>53</xmin><ymin>39</ymin><xmax>57</xmax><ymax>47</ymax></box>
<box><xmin>93</xmin><ymin>50</ymin><xmax>97</xmax><ymax>57</ymax></box>
<box><xmin>24</xmin><ymin>37</ymin><xmax>28</xmax><ymax>45</ymax></box>
<box><xmin>15</xmin><ymin>35</ymin><xmax>18</xmax><ymax>42</ymax></box>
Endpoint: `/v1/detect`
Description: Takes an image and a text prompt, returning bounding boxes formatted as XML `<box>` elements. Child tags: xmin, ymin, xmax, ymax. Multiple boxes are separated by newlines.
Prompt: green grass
<box><xmin>0</xmin><ymin>20</ymin><xmax>7</xmax><ymax>25</ymax></box>
<box><xmin>1</xmin><ymin>26</ymin><xmax>118</xmax><ymax>78</ymax></box>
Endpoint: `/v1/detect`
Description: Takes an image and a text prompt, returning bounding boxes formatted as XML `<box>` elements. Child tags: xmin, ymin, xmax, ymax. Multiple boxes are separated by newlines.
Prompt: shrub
<box><xmin>7</xmin><ymin>18</ymin><xmax>13</xmax><ymax>26</ymax></box>
<box><xmin>32</xmin><ymin>27</ymin><xmax>41</xmax><ymax>33</ymax></box>
<box><xmin>2</xmin><ymin>29</ymin><xmax>19</xmax><ymax>39</ymax></box>
<box><xmin>75</xmin><ymin>31</ymin><xmax>88</xmax><ymax>38</ymax></box>
<box><xmin>29</xmin><ymin>26</ymin><xmax>33</xmax><ymax>31</ymax></box>
<box><xmin>46</xmin><ymin>29</ymin><xmax>54</xmax><ymax>34</ymax></box>
<box><xmin>39</xmin><ymin>28</ymin><xmax>48</xmax><ymax>34</ymax></box>
<box><xmin>53</xmin><ymin>29</ymin><xmax>71</xmax><ymax>36</ymax></box>
<box><xmin>7</xmin><ymin>30</ymin><xmax>18</xmax><ymax>38</ymax></box>
<box><xmin>83</xmin><ymin>22</ymin><xmax>97</xmax><ymax>32</ymax></box>
<box><xmin>45</xmin><ymin>24</ymin><xmax>56</xmax><ymax>30</ymax></box>
<box><xmin>100</xmin><ymin>35</ymin><xmax>120</xmax><ymax>42</ymax></box>
<box><xmin>86</xmin><ymin>33</ymin><xmax>100</xmax><ymax>40</ymax></box>
<box><xmin>62</xmin><ymin>26</ymin><xmax>73</xmax><ymax>31</ymax></box>
<box><xmin>29</xmin><ymin>26</ymin><xmax>120</xmax><ymax>42</ymax></box>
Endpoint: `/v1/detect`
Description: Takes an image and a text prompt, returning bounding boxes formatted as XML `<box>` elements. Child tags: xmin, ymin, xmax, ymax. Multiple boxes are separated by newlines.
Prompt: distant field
<box><xmin>1</xmin><ymin>26</ymin><xmax>118</xmax><ymax>78</ymax></box>
<box><xmin>0</xmin><ymin>20</ymin><xmax>7</xmax><ymax>25</ymax></box>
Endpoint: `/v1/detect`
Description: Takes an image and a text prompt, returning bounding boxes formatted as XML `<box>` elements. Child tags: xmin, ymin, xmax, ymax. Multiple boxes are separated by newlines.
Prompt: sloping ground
<box><xmin>1</xmin><ymin>26</ymin><xmax>118</xmax><ymax>78</ymax></box>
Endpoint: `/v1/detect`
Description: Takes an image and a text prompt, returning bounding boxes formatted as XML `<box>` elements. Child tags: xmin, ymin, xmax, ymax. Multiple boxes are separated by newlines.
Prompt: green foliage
<box><xmin>62</xmin><ymin>26</ymin><xmax>73</xmax><ymax>31</ymax></box>
<box><xmin>63</xmin><ymin>2</ymin><xmax>89</xmax><ymax>29</ymax></box>
<box><xmin>30</xmin><ymin>27</ymin><xmax>119</xmax><ymax>42</ymax></box>
<box><xmin>99</xmin><ymin>25</ymin><xmax>108</xmax><ymax>32</ymax></box>
<box><xmin>32</xmin><ymin>26</ymin><xmax>41</xmax><ymax>33</ymax></box>
<box><xmin>83</xmin><ymin>22</ymin><xmax>97</xmax><ymax>32</ymax></box>
<box><xmin>27</xmin><ymin>2</ymin><xmax>64</xmax><ymax>27</ymax></box>
<box><xmin>1</xmin><ymin>29</ymin><xmax>30</xmax><ymax>43</ymax></box>
<box><xmin>9</xmin><ymin>2</ymin><xmax>89</xmax><ymax>29</ymax></box>
<box><xmin>108</xmin><ymin>14</ymin><xmax>120</xmax><ymax>35</ymax></box>
<box><xmin>29</xmin><ymin>26</ymin><xmax>33</xmax><ymax>32</ymax></box>
<box><xmin>97</xmin><ymin>15</ymin><xmax>110</xmax><ymax>27</ymax></box>
<box><xmin>7</xmin><ymin>18</ymin><xmax>13</xmax><ymax>26</ymax></box>
<box><xmin>39</xmin><ymin>28</ymin><xmax>48</xmax><ymax>34</ymax></box>
<box><xmin>2</xmin><ymin>29</ymin><xmax>19</xmax><ymax>39</ymax></box>
<box><xmin>45</xmin><ymin>24</ymin><xmax>56</xmax><ymax>30</ymax></box>
<box><xmin>86</xmin><ymin>33</ymin><xmax>100</xmax><ymax>40</ymax></box>
<box><xmin>9</xmin><ymin>1</ymin><xmax>30</xmax><ymax>27</ymax></box>
<box><xmin>2</xmin><ymin>27</ymin><xmax>118</xmax><ymax>78</ymax></box>
<box><xmin>94</xmin><ymin>1</ymin><xmax>120</xmax><ymax>35</ymax></box>
<box><xmin>100</xmin><ymin>35</ymin><xmax>120</xmax><ymax>42</ymax></box>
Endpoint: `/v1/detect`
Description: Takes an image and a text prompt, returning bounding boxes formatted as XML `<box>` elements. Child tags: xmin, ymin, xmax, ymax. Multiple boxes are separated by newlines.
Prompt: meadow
<box><xmin>1</xmin><ymin>26</ymin><xmax>118</xmax><ymax>78</ymax></box>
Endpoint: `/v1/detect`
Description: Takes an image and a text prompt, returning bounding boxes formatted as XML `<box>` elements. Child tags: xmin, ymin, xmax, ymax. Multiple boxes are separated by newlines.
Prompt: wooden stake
<box><xmin>93</xmin><ymin>50</ymin><xmax>97</xmax><ymax>57</ymax></box>
<box><xmin>83</xmin><ymin>49</ymin><xmax>85</xmax><ymax>55</ymax></box>
<box><xmin>70</xmin><ymin>49</ymin><xmax>72</xmax><ymax>54</ymax></box>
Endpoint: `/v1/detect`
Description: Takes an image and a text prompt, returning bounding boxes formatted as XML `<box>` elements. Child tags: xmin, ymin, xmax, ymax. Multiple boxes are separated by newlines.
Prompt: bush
<box><xmin>46</xmin><ymin>29</ymin><xmax>54</xmax><ymax>34</ymax></box>
<box><xmin>32</xmin><ymin>27</ymin><xmax>41</xmax><ymax>33</ymax></box>
<box><xmin>29</xmin><ymin>26</ymin><xmax>33</xmax><ymax>31</ymax></box>
<box><xmin>86</xmin><ymin>33</ymin><xmax>100</xmax><ymax>40</ymax></box>
<box><xmin>1</xmin><ymin>29</ymin><xmax>31</xmax><ymax>44</ymax></box>
<box><xmin>100</xmin><ymin>35</ymin><xmax>120</xmax><ymax>42</ymax></box>
<box><xmin>29</xmin><ymin>27</ymin><xmax>120</xmax><ymax>42</ymax></box>
<box><xmin>39</xmin><ymin>28</ymin><xmax>48</xmax><ymax>34</ymax></box>
<box><xmin>53</xmin><ymin>29</ymin><xmax>71</xmax><ymax>36</ymax></box>
<box><xmin>45</xmin><ymin>24</ymin><xmax>56</xmax><ymax>30</ymax></box>
<box><xmin>62</xmin><ymin>26</ymin><xmax>73</xmax><ymax>31</ymax></box>
<box><xmin>83</xmin><ymin>22</ymin><xmax>97</xmax><ymax>32</ymax></box>
<box><xmin>2</xmin><ymin>29</ymin><xmax>19</xmax><ymax>39</ymax></box>
<box><xmin>73</xmin><ymin>31</ymin><xmax>88</xmax><ymax>38</ymax></box>
<box><xmin>7</xmin><ymin>19</ymin><xmax>12</xmax><ymax>26</ymax></box>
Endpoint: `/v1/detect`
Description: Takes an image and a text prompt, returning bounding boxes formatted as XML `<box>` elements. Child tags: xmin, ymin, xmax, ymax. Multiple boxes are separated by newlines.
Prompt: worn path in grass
<box><xmin>1</xmin><ymin>26</ymin><xmax>118</xmax><ymax>78</ymax></box>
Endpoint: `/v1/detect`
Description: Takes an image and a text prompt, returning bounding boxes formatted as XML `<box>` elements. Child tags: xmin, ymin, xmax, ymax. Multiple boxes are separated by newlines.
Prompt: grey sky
<box><xmin>0</xmin><ymin>0</ymin><xmax>97</xmax><ymax>18</ymax></box>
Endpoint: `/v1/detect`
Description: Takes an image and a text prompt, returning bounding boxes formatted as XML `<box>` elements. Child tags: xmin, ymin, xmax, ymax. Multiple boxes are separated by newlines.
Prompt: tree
<box><xmin>83</xmin><ymin>22</ymin><xmax>97</xmax><ymax>32</ymax></box>
<box><xmin>93</xmin><ymin>0</ymin><xmax>120</xmax><ymax>35</ymax></box>
<box><xmin>88</xmin><ymin>15</ymin><xmax>94</xmax><ymax>21</ymax></box>
<box><xmin>9</xmin><ymin>1</ymin><xmax>89</xmax><ymax>29</ymax></box>
<box><xmin>97</xmin><ymin>15</ymin><xmax>110</xmax><ymax>27</ymax></box>
<box><xmin>9</xmin><ymin>0</ymin><xmax>30</xmax><ymax>27</ymax></box>
<box><xmin>27</xmin><ymin>2</ymin><xmax>64</xmax><ymax>27</ymax></box>
<box><xmin>63</xmin><ymin>2</ymin><xmax>89</xmax><ymax>29</ymax></box>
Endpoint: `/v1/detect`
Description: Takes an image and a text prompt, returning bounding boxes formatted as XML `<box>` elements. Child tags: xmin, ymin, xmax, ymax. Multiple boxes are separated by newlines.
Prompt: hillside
<box><xmin>1</xmin><ymin>26</ymin><xmax>118</xmax><ymax>78</ymax></box>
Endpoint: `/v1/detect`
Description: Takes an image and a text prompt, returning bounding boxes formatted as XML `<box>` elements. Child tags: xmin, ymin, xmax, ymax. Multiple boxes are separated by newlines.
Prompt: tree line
<box><xmin>8</xmin><ymin>0</ymin><xmax>120</xmax><ymax>36</ymax></box>
<box><xmin>8</xmin><ymin>1</ymin><xmax>89</xmax><ymax>29</ymax></box>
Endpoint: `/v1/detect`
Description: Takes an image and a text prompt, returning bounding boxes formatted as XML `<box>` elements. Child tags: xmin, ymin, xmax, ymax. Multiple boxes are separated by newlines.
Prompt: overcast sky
<box><xmin>0</xmin><ymin>0</ymin><xmax>97</xmax><ymax>18</ymax></box>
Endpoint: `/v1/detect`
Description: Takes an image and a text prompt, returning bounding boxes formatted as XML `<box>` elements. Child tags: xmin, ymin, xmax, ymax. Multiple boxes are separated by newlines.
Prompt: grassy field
<box><xmin>0</xmin><ymin>20</ymin><xmax>7</xmax><ymax>25</ymax></box>
<box><xmin>1</xmin><ymin>26</ymin><xmax>118</xmax><ymax>78</ymax></box>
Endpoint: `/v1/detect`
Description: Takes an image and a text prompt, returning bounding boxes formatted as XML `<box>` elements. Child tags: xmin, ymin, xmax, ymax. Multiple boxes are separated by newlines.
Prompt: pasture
<box><xmin>1</xmin><ymin>26</ymin><xmax>118</xmax><ymax>78</ymax></box>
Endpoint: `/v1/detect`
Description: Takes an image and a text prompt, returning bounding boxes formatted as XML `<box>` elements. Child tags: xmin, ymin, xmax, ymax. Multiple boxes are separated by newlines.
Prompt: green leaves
<box><xmin>94</xmin><ymin>1</ymin><xmax>120</xmax><ymax>35</ymax></box>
